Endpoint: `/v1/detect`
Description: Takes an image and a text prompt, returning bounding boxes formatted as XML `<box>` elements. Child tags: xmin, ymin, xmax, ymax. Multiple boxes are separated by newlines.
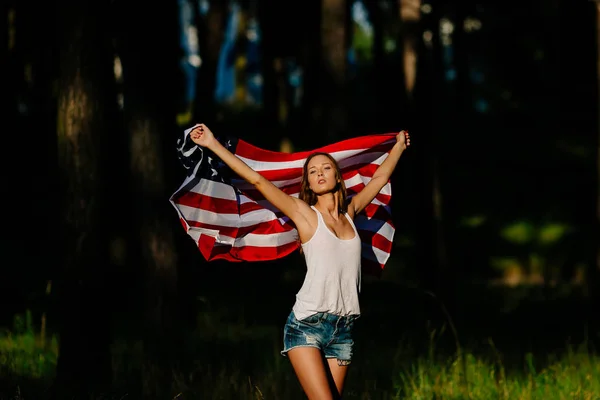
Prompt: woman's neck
<box><xmin>315</xmin><ymin>193</ymin><xmax>341</xmax><ymax>219</ymax></box>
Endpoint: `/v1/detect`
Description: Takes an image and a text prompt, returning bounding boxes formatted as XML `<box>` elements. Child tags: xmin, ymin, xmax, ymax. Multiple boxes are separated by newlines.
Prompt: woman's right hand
<box><xmin>190</xmin><ymin>123</ymin><xmax>216</xmax><ymax>148</ymax></box>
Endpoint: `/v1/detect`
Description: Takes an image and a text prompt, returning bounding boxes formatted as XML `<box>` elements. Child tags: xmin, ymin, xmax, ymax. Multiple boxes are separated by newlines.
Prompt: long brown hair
<box><xmin>299</xmin><ymin>152</ymin><xmax>348</xmax><ymax>213</ymax></box>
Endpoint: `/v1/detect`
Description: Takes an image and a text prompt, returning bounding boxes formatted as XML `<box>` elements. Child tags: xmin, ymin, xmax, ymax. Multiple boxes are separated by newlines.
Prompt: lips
<box><xmin>318</xmin><ymin>179</ymin><xmax>326</xmax><ymax>184</ymax></box>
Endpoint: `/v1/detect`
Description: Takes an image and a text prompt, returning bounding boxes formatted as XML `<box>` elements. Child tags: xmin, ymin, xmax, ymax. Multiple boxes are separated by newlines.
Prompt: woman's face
<box><xmin>306</xmin><ymin>154</ymin><xmax>339</xmax><ymax>195</ymax></box>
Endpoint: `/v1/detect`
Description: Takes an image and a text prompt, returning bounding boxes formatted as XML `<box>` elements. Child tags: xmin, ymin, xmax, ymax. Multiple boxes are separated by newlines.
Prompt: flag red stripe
<box><xmin>230</xmin><ymin>241</ymin><xmax>300</xmax><ymax>261</ymax></box>
<box><xmin>176</xmin><ymin>191</ymin><xmax>265</xmax><ymax>215</ymax></box>
<box><xmin>235</xmin><ymin>134</ymin><xmax>397</xmax><ymax>162</ymax></box>
<box><xmin>200</xmin><ymin>238</ymin><xmax>300</xmax><ymax>262</ymax></box>
<box><xmin>358</xmin><ymin>230</ymin><xmax>393</xmax><ymax>254</ymax></box>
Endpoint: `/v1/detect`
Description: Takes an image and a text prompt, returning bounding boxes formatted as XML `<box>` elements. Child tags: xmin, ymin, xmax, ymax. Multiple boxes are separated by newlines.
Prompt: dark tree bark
<box><xmin>195</xmin><ymin>0</ymin><xmax>226</xmax><ymax>126</ymax></box>
<box><xmin>261</xmin><ymin>0</ymin><xmax>344</xmax><ymax>148</ymax></box>
<box><xmin>556</xmin><ymin>0</ymin><xmax>597</xmax><ymax>302</ymax></box>
<box><xmin>4</xmin><ymin>0</ymin><xmax>61</xmax><ymax>331</ymax></box>
<box><xmin>412</xmin><ymin>0</ymin><xmax>446</xmax><ymax>295</ymax></box>
<box><xmin>318</xmin><ymin>0</ymin><xmax>349</xmax><ymax>143</ymax></box>
<box><xmin>399</xmin><ymin>0</ymin><xmax>421</xmax><ymax>100</ymax></box>
<box><xmin>116</xmin><ymin>1</ymin><xmax>182</xmax><ymax>397</ymax></box>
<box><xmin>51</xmin><ymin>0</ymin><xmax>116</xmax><ymax>397</ymax></box>
<box><xmin>0</xmin><ymin>1</ymin><xmax>22</xmax><ymax>324</ymax></box>
<box><xmin>257</xmin><ymin>0</ymin><xmax>281</xmax><ymax>147</ymax></box>
<box><xmin>365</xmin><ymin>0</ymin><xmax>419</xmax><ymax>132</ymax></box>
<box><xmin>593</xmin><ymin>0</ymin><xmax>600</xmax><ymax>302</ymax></box>
<box><xmin>438</xmin><ymin>0</ymin><xmax>471</xmax><ymax>311</ymax></box>
<box><xmin>292</xmin><ymin>2</ymin><xmax>323</xmax><ymax>150</ymax></box>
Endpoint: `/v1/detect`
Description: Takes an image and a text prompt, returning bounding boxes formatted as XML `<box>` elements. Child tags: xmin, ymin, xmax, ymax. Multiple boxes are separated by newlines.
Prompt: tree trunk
<box><xmin>319</xmin><ymin>0</ymin><xmax>348</xmax><ymax>143</ymax></box>
<box><xmin>195</xmin><ymin>0</ymin><xmax>225</xmax><ymax>126</ymax></box>
<box><xmin>291</xmin><ymin>2</ymin><xmax>322</xmax><ymax>150</ymax></box>
<box><xmin>51</xmin><ymin>0</ymin><xmax>115</xmax><ymax>397</ymax></box>
<box><xmin>594</xmin><ymin>0</ymin><xmax>600</xmax><ymax>301</ymax></box>
<box><xmin>440</xmin><ymin>0</ymin><xmax>470</xmax><ymax>307</ymax></box>
<box><xmin>399</xmin><ymin>0</ymin><xmax>421</xmax><ymax>99</ymax></box>
<box><xmin>322</xmin><ymin>0</ymin><xmax>347</xmax><ymax>86</ymax></box>
<box><xmin>117</xmin><ymin>1</ymin><xmax>181</xmax><ymax>397</ymax></box>
<box><xmin>0</xmin><ymin>1</ymin><xmax>21</xmax><ymax>322</ymax></box>
<box><xmin>412</xmin><ymin>0</ymin><xmax>446</xmax><ymax>294</ymax></box>
<box><xmin>257</xmin><ymin>0</ymin><xmax>281</xmax><ymax>147</ymax></box>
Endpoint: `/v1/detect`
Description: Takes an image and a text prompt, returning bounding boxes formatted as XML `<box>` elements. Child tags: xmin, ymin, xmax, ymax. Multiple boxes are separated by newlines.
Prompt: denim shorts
<box><xmin>281</xmin><ymin>311</ymin><xmax>357</xmax><ymax>364</ymax></box>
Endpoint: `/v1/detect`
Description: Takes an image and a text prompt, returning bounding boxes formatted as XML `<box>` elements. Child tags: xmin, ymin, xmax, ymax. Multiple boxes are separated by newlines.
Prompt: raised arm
<box><xmin>190</xmin><ymin>124</ymin><xmax>311</xmax><ymax>224</ymax></box>
<box><xmin>348</xmin><ymin>130</ymin><xmax>410</xmax><ymax>217</ymax></box>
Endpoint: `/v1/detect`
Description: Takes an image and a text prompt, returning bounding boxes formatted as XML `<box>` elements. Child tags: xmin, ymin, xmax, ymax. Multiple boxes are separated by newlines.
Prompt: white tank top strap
<box><xmin>345</xmin><ymin>212</ymin><xmax>358</xmax><ymax>234</ymax></box>
<box><xmin>311</xmin><ymin>205</ymin><xmax>358</xmax><ymax>234</ymax></box>
<box><xmin>310</xmin><ymin>205</ymin><xmax>323</xmax><ymax>226</ymax></box>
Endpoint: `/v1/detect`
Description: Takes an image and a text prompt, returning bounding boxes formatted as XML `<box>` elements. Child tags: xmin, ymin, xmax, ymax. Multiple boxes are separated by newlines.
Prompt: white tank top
<box><xmin>292</xmin><ymin>206</ymin><xmax>362</xmax><ymax>320</ymax></box>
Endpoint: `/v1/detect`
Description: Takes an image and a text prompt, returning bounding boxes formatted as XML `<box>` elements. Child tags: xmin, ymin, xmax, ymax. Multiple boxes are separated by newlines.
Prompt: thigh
<box><xmin>288</xmin><ymin>347</ymin><xmax>336</xmax><ymax>400</ymax></box>
<box><xmin>323</xmin><ymin>315</ymin><xmax>355</xmax><ymax>395</ymax></box>
<box><xmin>326</xmin><ymin>358</ymin><xmax>350</xmax><ymax>396</ymax></box>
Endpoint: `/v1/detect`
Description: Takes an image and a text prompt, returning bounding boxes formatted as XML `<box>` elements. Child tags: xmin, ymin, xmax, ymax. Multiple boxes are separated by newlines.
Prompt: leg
<box><xmin>288</xmin><ymin>347</ymin><xmax>336</xmax><ymax>400</ymax></box>
<box><xmin>326</xmin><ymin>358</ymin><xmax>350</xmax><ymax>397</ymax></box>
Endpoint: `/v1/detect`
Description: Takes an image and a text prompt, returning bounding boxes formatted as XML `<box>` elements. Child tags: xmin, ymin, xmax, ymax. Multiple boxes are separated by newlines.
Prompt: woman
<box><xmin>190</xmin><ymin>123</ymin><xmax>410</xmax><ymax>399</ymax></box>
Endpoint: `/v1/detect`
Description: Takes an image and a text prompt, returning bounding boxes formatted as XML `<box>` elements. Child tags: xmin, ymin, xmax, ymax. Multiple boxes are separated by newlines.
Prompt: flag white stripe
<box><xmin>354</xmin><ymin>216</ymin><xmax>395</xmax><ymax>242</ymax></box>
<box><xmin>176</xmin><ymin>204</ymin><xmax>278</xmax><ymax>227</ymax></box>
<box><xmin>217</xmin><ymin>230</ymin><xmax>299</xmax><ymax>247</ymax></box>
<box><xmin>362</xmin><ymin>244</ymin><xmax>390</xmax><ymax>265</ymax></box>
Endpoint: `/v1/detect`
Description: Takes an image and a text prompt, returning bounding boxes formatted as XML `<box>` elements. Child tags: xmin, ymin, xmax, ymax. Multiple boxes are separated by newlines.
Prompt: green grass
<box><xmin>395</xmin><ymin>349</ymin><xmax>600</xmax><ymax>399</ymax></box>
<box><xmin>0</xmin><ymin>310</ymin><xmax>58</xmax><ymax>382</ymax></box>
<box><xmin>2</xmin><ymin>309</ymin><xmax>600</xmax><ymax>399</ymax></box>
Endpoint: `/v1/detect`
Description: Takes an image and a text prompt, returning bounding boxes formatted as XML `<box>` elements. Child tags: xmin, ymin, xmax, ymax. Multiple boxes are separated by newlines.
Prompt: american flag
<box><xmin>169</xmin><ymin>125</ymin><xmax>398</xmax><ymax>275</ymax></box>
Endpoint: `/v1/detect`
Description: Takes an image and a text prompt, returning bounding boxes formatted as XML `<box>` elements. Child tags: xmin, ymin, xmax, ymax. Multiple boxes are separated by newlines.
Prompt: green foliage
<box><xmin>538</xmin><ymin>223</ymin><xmax>570</xmax><ymax>245</ymax></box>
<box><xmin>500</xmin><ymin>221</ymin><xmax>570</xmax><ymax>246</ymax></box>
<box><xmin>0</xmin><ymin>310</ymin><xmax>58</xmax><ymax>380</ymax></box>
<box><xmin>352</xmin><ymin>22</ymin><xmax>374</xmax><ymax>63</ymax></box>
<box><xmin>501</xmin><ymin>221</ymin><xmax>536</xmax><ymax>244</ymax></box>
<box><xmin>490</xmin><ymin>219</ymin><xmax>575</xmax><ymax>283</ymax></box>
<box><xmin>460</xmin><ymin>215</ymin><xmax>487</xmax><ymax>228</ymax></box>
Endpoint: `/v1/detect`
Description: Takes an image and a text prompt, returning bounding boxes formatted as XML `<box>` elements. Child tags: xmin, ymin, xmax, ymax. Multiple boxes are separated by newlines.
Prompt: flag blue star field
<box><xmin>169</xmin><ymin>124</ymin><xmax>398</xmax><ymax>275</ymax></box>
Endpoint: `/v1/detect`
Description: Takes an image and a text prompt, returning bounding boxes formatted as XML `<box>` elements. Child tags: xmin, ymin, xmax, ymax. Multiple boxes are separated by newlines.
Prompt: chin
<box><xmin>313</xmin><ymin>187</ymin><xmax>336</xmax><ymax>196</ymax></box>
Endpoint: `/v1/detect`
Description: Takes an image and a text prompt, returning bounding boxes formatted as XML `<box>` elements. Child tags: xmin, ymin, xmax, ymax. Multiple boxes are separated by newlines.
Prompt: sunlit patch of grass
<box><xmin>394</xmin><ymin>345</ymin><xmax>600</xmax><ymax>400</ymax></box>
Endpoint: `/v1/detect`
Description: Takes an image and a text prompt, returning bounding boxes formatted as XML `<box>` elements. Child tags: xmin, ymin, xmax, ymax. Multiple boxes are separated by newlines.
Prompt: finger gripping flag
<box><xmin>169</xmin><ymin>125</ymin><xmax>398</xmax><ymax>275</ymax></box>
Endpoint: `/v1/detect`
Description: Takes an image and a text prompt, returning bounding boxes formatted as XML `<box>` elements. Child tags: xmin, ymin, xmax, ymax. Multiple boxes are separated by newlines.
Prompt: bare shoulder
<box><xmin>346</xmin><ymin>202</ymin><xmax>356</xmax><ymax>220</ymax></box>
